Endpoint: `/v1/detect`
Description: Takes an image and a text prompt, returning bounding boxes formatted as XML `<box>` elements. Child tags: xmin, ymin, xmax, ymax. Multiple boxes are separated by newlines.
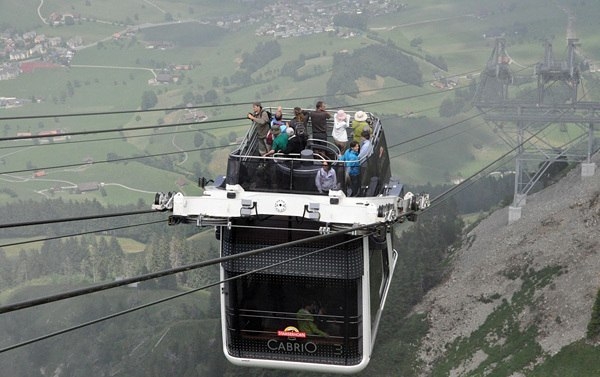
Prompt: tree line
<box><xmin>0</xmin><ymin>198</ymin><xmax>216</xmax><ymax>290</ymax></box>
<box><xmin>326</xmin><ymin>44</ymin><xmax>423</xmax><ymax>96</ymax></box>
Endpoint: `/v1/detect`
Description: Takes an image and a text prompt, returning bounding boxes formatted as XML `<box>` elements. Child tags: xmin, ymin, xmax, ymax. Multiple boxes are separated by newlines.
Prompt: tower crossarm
<box><xmin>477</xmin><ymin>103</ymin><xmax>600</xmax><ymax>123</ymax></box>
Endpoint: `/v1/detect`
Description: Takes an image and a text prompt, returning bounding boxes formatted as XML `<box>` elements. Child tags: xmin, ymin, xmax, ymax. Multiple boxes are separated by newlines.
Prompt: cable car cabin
<box><xmin>219</xmin><ymin>217</ymin><xmax>396</xmax><ymax>373</ymax></box>
<box><xmin>152</xmin><ymin>110</ymin><xmax>429</xmax><ymax>374</ymax></box>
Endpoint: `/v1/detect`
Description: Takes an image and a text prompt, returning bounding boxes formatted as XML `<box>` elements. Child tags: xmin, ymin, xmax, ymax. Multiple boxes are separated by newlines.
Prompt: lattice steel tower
<box><xmin>474</xmin><ymin>38</ymin><xmax>599</xmax><ymax>223</ymax></box>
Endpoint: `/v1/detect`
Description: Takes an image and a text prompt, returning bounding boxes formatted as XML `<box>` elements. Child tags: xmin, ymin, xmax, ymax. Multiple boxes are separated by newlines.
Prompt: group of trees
<box><xmin>0</xmin><ymin>229</ymin><xmax>217</xmax><ymax>294</ymax></box>
<box><xmin>333</xmin><ymin>13</ymin><xmax>368</xmax><ymax>31</ymax></box>
<box><xmin>0</xmin><ymin>235</ymin><xmax>126</xmax><ymax>287</ymax></box>
<box><xmin>172</xmin><ymin>40</ymin><xmax>283</xmax><ymax>107</ymax></box>
<box><xmin>439</xmin><ymin>79</ymin><xmax>478</xmax><ymax>117</ymax></box>
<box><xmin>141</xmin><ymin>90</ymin><xmax>158</xmax><ymax>110</ymax></box>
<box><xmin>326</xmin><ymin>44</ymin><xmax>423</xmax><ymax>96</ymax></box>
<box><xmin>589</xmin><ymin>288</ymin><xmax>600</xmax><ymax>340</ymax></box>
<box><xmin>417</xmin><ymin>174</ymin><xmax>514</xmax><ymax>215</ymax></box>
<box><xmin>0</xmin><ymin>198</ymin><xmax>218</xmax><ymax>290</ymax></box>
<box><xmin>169</xmin><ymin>32</ymin><xmax>431</xmax><ymax>107</ymax></box>
<box><xmin>239</xmin><ymin>40</ymin><xmax>282</xmax><ymax>74</ymax></box>
<box><xmin>0</xmin><ymin>197</ymin><xmax>224</xmax><ymax>377</ymax></box>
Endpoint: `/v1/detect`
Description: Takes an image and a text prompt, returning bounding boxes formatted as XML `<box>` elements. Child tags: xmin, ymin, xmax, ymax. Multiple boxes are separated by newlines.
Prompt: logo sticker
<box><xmin>277</xmin><ymin>326</ymin><xmax>306</xmax><ymax>338</ymax></box>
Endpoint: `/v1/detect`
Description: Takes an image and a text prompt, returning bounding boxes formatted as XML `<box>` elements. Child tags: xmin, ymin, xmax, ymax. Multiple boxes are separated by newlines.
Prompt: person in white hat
<box><xmin>332</xmin><ymin>109</ymin><xmax>349</xmax><ymax>153</ymax></box>
<box><xmin>351</xmin><ymin>110</ymin><xmax>370</xmax><ymax>143</ymax></box>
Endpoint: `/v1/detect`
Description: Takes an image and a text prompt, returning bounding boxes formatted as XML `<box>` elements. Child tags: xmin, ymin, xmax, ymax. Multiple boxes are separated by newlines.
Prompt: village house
<box><xmin>37</xmin><ymin>129</ymin><xmax>68</xmax><ymax>143</ymax></box>
<box><xmin>75</xmin><ymin>182</ymin><xmax>100</xmax><ymax>194</ymax></box>
<box><xmin>16</xmin><ymin>131</ymin><xmax>32</xmax><ymax>138</ymax></box>
<box><xmin>0</xmin><ymin>97</ymin><xmax>22</xmax><ymax>108</ymax></box>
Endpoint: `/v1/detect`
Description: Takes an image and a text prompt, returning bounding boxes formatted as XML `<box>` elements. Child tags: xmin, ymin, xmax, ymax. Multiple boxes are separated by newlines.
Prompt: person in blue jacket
<box><xmin>339</xmin><ymin>140</ymin><xmax>360</xmax><ymax>196</ymax></box>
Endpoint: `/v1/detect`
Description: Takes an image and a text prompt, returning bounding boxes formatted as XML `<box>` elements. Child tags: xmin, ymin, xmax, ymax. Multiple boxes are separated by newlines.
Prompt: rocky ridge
<box><xmin>414</xmin><ymin>154</ymin><xmax>600</xmax><ymax>375</ymax></box>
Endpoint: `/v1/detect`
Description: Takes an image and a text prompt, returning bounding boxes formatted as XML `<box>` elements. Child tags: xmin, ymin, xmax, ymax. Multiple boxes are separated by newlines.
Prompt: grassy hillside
<box><xmin>2</xmin><ymin>0</ymin><xmax>598</xmax><ymax>201</ymax></box>
<box><xmin>0</xmin><ymin>0</ymin><xmax>246</xmax><ymax>30</ymax></box>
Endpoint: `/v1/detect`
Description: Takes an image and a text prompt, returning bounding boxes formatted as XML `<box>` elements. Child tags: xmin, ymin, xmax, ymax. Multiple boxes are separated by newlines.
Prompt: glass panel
<box><xmin>224</xmin><ymin>274</ymin><xmax>363</xmax><ymax>365</ymax></box>
<box><xmin>369</xmin><ymin>234</ymin><xmax>390</xmax><ymax>329</ymax></box>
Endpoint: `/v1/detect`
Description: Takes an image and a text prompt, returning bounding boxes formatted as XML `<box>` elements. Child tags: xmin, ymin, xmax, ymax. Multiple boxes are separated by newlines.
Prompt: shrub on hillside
<box><xmin>587</xmin><ymin>288</ymin><xmax>600</xmax><ymax>340</ymax></box>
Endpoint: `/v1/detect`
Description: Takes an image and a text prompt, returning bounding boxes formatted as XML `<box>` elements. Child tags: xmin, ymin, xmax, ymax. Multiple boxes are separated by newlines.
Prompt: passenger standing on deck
<box><xmin>247</xmin><ymin>102</ymin><xmax>270</xmax><ymax>156</ymax></box>
<box><xmin>288</xmin><ymin>107</ymin><xmax>308</xmax><ymax>150</ymax></box>
<box><xmin>264</xmin><ymin>125</ymin><xmax>289</xmax><ymax>157</ymax></box>
<box><xmin>265</xmin><ymin>126</ymin><xmax>274</xmax><ymax>151</ymax></box>
<box><xmin>266</xmin><ymin>109</ymin><xmax>286</xmax><ymax>150</ymax></box>
<box><xmin>357</xmin><ymin>130</ymin><xmax>372</xmax><ymax>163</ymax></box>
<box><xmin>332</xmin><ymin>109</ymin><xmax>349</xmax><ymax>153</ymax></box>
<box><xmin>309</xmin><ymin>101</ymin><xmax>331</xmax><ymax>145</ymax></box>
<box><xmin>283</xmin><ymin>127</ymin><xmax>303</xmax><ymax>155</ymax></box>
<box><xmin>339</xmin><ymin>141</ymin><xmax>360</xmax><ymax>197</ymax></box>
<box><xmin>315</xmin><ymin>161</ymin><xmax>337</xmax><ymax>193</ymax></box>
<box><xmin>351</xmin><ymin>110</ymin><xmax>371</xmax><ymax>144</ymax></box>
<box><xmin>271</xmin><ymin>105</ymin><xmax>286</xmax><ymax>132</ymax></box>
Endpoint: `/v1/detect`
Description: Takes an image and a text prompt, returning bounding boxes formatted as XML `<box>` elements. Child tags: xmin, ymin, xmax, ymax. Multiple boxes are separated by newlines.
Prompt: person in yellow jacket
<box><xmin>351</xmin><ymin>110</ymin><xmax>371</xmax><ymax>143</ymax></box>
<box><xmin>296</xmin><ymin>301</ymin><xmax>328</xmax><ymax>336</ymax></box>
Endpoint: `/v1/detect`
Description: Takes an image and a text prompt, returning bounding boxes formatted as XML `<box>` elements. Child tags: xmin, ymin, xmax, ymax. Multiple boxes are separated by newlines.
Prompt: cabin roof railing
<box><xmin>234</xmin><ymin>110</ymin><xmax>381</xmax><ymax>164</ymax></box>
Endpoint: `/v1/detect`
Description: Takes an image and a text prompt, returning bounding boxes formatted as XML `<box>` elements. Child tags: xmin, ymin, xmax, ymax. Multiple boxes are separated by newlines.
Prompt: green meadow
<box><xmin>1</xmin><ymin>0</ymin><xmax>600</xmax><ymax>206</ymax></box>
<box><xmin>0</xmin><ymin>0</ymin><xmax>245</xmax><ymax>30</ymax></box>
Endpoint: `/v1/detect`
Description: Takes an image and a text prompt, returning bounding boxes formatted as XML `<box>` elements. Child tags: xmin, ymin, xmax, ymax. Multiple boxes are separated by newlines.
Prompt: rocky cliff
<box><xmin>414</xmin><ymin>155</ymin><xmax>600</xmax><ymax>376</ymax></box>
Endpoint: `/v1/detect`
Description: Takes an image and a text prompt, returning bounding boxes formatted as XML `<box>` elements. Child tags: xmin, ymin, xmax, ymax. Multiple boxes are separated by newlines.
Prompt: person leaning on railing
<box><xmin>264</xmin><ymin>124</ymin><xmax>288</xmax><ymax>157</ymax></box>
<box><xmin>308</xmin><ymin>100</ymin><xmax>331</xmax><ymax>144</ymax></box>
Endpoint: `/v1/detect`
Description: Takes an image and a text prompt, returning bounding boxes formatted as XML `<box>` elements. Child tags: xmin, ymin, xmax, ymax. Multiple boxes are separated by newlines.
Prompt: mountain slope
<box><xmin>414</xmin><ymin>155</ymin><xmax>600</xmax><ymax>376</ymax></box>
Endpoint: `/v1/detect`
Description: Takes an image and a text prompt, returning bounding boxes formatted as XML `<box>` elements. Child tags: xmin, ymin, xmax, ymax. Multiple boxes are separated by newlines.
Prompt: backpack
<box><xmin>263</xmin><ymin>109</ymin><xmax>273</xmax><ymax>123</ymax></box>
<box><xmin>290</xmin><ymin>118</ymin><xmax>306</xmax><ymax>136</ymax></box>
<box><xmin>290</xmin><ymin>119</ymin><xmax>307</xmax><ymax>149</ymax></box>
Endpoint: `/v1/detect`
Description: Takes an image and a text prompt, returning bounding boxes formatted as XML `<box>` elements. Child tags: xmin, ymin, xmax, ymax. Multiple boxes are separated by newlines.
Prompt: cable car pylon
<box><xmin>474</xmin><ymin>39</ymin><xmax>599</xmax><ymax>223</ymax></box>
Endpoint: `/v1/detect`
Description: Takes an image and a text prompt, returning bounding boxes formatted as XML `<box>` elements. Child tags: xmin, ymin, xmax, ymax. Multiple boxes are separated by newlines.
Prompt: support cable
<box><xmin>0</xmin><ymin>223</ymin><xmax>377</xmax><ymax>315</ymax></box>
<box><xmin>424</xmin><ymin>110</ymin><xmax>563</xmax><ymax>212</ymax></box>
<box><xmin>1</xmin><ymin>144</ymin><xmax>229</xmax><ymax>175</ymax></box>
<box><xmin>0</xmin><ymin>68</ymin><xmax>482</xmax><ymax>123</ymax></box>
<box><xmin>0</xmin><ymin>219</ymin><xmax>165</xmax><ymax>249</ymax></box>
<box><xmin>0</xmin><ymin>116</ymin><xmax>247</xmax><ymax>142</ymax></box>
<box><xmin>0</xmin><ymin>210</ymin><xmax>158</xmax><ymax>229</ymax></box>
<box><xmin>0</xmin><ymin>232</ymin><xmax>372</xmax><ymax>353</ymax></box>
